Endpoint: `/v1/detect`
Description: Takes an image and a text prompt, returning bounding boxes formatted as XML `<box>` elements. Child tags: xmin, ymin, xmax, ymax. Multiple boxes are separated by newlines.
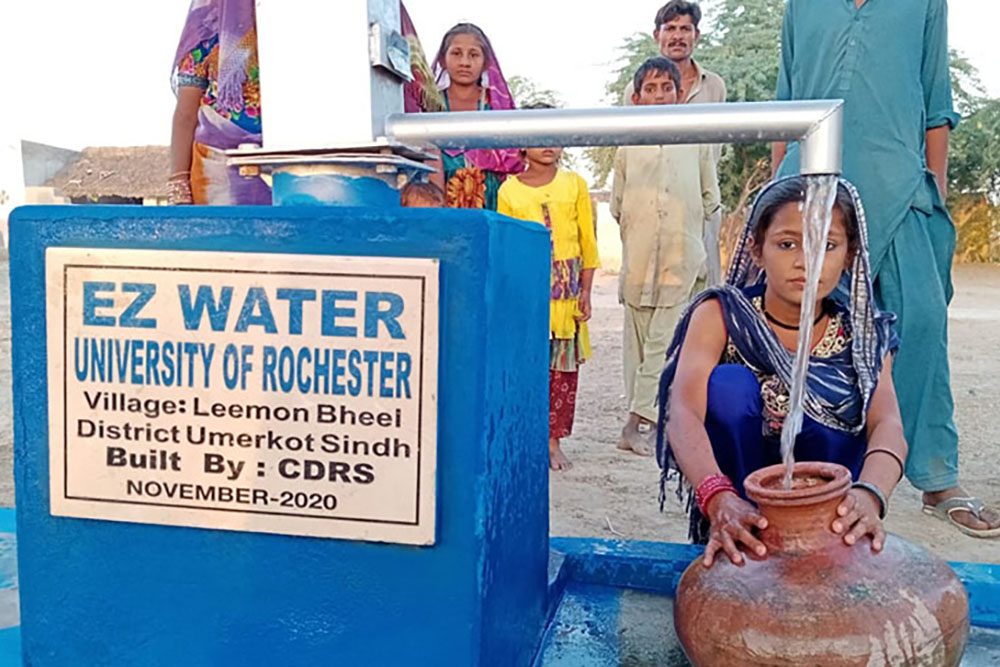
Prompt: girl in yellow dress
<box><xmin>498</xmin><ymin>132</ymin><xmax>600</xmax><ymax>471</ymax></box>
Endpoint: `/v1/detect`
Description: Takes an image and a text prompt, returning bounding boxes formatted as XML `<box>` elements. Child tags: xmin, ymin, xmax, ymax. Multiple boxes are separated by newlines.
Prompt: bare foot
<box><xmin>619</xmin><ymin>413</ymin><xmax>655</xmax><ymax>457</ymax></box>
<box><xmin>923</xmin><ymin>487</ymin><xmax>1000</xmax><ymax>534</ymax></box>
<box><xmin>626</xmin><ymin>435</ymin><xmax>654</xmax><ymax>457</ymax></box>
<box><xmin>550</xmin><ymin>438</ymin><xmax>573</xmax><ymax>471</ymax></box>
<box><xmin>617</xmin><ymin>413</ymin><xmax>640</xmax><ymax>452</ymax></box>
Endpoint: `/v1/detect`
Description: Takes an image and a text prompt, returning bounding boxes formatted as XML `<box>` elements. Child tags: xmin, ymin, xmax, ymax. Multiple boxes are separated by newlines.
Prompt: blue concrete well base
<box><xmin>2</xmin><ymin>518</ymin><xmax>999</xmax><ymax>665</ymax></box>
<box><xmin>6</xmin><ymin>206</ymin><xmax>1000</xmax><ymax>666</ymax></box>
<box><xmin>536</xmin><ymin>539</ymin><xmax>1000</xmax><ymax>666</ymax></box>
<box><xmin>9</xmin><ymin>205</ymin><xmax>551</xmax><ymax>667</ymax></box>
<box><xmin>271</xmin><ymin>170</ymin><xmax>401</xmax><ymax>207</ymax></box>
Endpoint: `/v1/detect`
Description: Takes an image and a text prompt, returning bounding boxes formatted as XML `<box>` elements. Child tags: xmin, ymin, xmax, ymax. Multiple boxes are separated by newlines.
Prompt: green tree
<box><xmin>948</xmin><ymin>51</ymin><xmax>1000</xmax><ymax>199</ymax></box>
<box><xmin>508</xmin><ymin>75</ymin><xmax>562</xmax><ymax>108</ymax></box>
<box><xmin>945</xmin><ymin>51</ymin><xmax>1000</xmax><ymax>261</ymax></box>
<box><xmin>951</xmin><ymin>100</ymin><xmax>1000</xmax><ymax>199</ymax></box>
<box><xmin>949</xmin><ymin>49</ymin><xmax>986</xmax><ymax>116</ymax></box>
<box><xmin>697</xmin><ymin>0</ymin><xmax>786</xmax><ymax>102</ymax></box>
<box><xmin>697</xmin><ymin>0</ymin><xmax>785</xmax><ymax>213</ymax></box>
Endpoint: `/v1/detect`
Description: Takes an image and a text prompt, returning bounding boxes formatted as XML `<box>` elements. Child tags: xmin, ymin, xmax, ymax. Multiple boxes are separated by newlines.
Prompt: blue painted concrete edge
<box><xmin>0</xmin><ymin>509</ymin><xmax>14</xmax><ymax>535</ymax></box>
<box><xmin>546</xmin><ymin>551</ymin><xmax>570</xmax><ymax>624</ymax></box>
<box><xmin>0</xmin><ymin>525</ymin><xmax>999</xmax><ymax>662</ymax></box>
<box><xmin>550</xmin><ymin>537</ymin><xmax>1000</xmax><ymax>629</ymax></box>
<box><xmin>532</xmin><ymin>582</ymin><xmax>624</xmax><ymax>667</ymax></box>
<box><xmin>550</xmin><ymin>537</ymin><xmax>702</xmax><ymax>598</ymax></box>
<box><xmin>0</xmin><ymin>508</ymin><xmax>17</xmax><ymax>591</ymax></box>
<box><xmin>951</xmin><ymin>561</ymin><xmax>1000</xmax><ymax>630</ymax></box>
<box><xmin>0</xmin><ymin>626</ymin><xmax>21</xmax><ymax>666</ymax></box>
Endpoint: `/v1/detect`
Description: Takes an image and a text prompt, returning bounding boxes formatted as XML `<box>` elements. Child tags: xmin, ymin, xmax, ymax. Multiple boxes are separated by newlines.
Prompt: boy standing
<box><xmin>613</xmin><ymin>57</ymin><xmax>721</xmax><ymax>456</ymax></box>
<box><xmin>624</xmin><ymin>1</ymin><xmax>727</xmax><ymax>284</ymax></box>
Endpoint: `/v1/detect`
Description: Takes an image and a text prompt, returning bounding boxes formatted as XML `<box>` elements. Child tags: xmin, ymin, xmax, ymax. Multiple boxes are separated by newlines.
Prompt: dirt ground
<box><xmin>551</xmin><ymin>264</ymin><xmax>1000</xmax><ymax>564</ymax></box>
<box><xmin>1</xmin><ymin>251</ymin><xmax>1000</xmax><ymax>563</ymax></box>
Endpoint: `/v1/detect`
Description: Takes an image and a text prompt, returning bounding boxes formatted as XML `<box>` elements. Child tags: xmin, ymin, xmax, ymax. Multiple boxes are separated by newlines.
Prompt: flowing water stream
<box><xmin>779</xmin><ymin>174</ymin><xmax>839</xmax><ymax>489</ymax></box>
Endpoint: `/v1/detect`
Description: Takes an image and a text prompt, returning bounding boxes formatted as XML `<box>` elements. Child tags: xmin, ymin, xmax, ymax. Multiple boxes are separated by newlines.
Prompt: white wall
<box><xmin>595</xmin><ymin>201</ymin><xmax>622</xmax><ymax>274</ymax></box>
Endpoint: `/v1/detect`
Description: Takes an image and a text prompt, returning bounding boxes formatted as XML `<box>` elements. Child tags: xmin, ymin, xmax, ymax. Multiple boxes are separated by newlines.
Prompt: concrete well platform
<box><xmin>1</xmin><ymin>514</ymin><xmax>998</xmax><ymax>665</ymax></box>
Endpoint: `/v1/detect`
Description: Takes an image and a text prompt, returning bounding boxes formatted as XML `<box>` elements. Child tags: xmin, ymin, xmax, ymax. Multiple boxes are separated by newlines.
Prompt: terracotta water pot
<box><xmin>674</xmin><ymin>462</ymin><xmax>970</xmax><ymax>666</ymax></box>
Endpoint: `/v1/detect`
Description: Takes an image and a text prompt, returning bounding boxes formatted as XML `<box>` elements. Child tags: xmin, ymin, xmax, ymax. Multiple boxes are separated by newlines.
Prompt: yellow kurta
<box><xmin>498</xmin><ymin>170</ymin><xmax>600</xmax><ymax>364</ymax></box>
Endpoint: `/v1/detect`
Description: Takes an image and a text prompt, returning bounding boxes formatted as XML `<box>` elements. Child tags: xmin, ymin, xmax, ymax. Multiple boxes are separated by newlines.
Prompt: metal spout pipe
<box><xmin>386</xmin><ymin>99</ymin><xmax>844</xmax><ymax>175</ymax></box>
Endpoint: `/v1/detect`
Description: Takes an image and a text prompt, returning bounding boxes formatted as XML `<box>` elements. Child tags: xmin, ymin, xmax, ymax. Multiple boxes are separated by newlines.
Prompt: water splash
<box><xmin>780</xmin><ymin>174</ymin><xmax>839</xmax><ymax>489</ymax></box>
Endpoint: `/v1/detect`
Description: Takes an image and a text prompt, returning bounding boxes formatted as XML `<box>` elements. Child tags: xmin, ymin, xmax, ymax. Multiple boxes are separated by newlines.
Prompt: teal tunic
<box><xmin>775</xmin><ymin>0</ymin><xmax>958</xmax><ymax>271</ymax></box>
<box><xmin>775</xmin><ymin>0</ymin><xmax>961</xmax><ymax>491</ymax></box>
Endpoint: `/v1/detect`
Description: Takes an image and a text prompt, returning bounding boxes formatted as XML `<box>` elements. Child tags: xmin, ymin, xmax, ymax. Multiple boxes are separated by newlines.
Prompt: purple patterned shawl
<box><xmin>172</xmin><ymin>0</ymin><xmax>255</xmax><ymax>112</ymax></box>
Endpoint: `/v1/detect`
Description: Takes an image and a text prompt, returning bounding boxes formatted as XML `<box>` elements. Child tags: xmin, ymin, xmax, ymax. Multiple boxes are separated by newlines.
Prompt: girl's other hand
<box><xmin>703</xmin><ymin>492</ymin><xmax>768</xmax><ymax>567</ymax></box>
<box><xmin>576</xmin><ymin>291</ymin><xmax>592</xmax><ymax>322</ymax></box>
<box><xmin>833</xmin><ymin>488</ymin><xmax>886</xmax><ymax>552</ymax></box>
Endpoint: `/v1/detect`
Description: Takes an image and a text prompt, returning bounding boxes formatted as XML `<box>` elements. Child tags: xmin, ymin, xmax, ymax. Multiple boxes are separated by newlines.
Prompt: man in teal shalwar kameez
<box><xmin>773</xmin><ymin>0</ymin><xmax>1000</xmax><ymax>536</ymax></box>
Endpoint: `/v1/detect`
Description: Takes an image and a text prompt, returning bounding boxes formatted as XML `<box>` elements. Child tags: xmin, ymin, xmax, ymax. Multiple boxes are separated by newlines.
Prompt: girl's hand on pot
<box><xmin>833</xmin><ymin>488</ymin><xmax>886</xmax><ymax>552</ymax></box>
<box><xmin>704</xmin><ymin>492</ymin><xmax>768</xmax><ymax>567</ymax></box>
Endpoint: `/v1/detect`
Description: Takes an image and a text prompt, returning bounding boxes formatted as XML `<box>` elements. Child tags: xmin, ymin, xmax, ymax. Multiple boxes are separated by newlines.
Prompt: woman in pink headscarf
<box><xmin>430</xmin><ymin>23</ymin><xmax>524</xmax><ymax>210</ymax></box>
<box><xmin>168</xmin><ymin>0</ymin><xmax>270</xmax><ymax>205</ymax></box>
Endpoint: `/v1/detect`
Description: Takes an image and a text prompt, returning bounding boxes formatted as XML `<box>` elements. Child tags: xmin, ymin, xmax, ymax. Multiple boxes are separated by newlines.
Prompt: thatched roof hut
<box><xmin>48</xmin><ymin>146</ymin><xmax>170</xmax><ymax>202</ymax></box>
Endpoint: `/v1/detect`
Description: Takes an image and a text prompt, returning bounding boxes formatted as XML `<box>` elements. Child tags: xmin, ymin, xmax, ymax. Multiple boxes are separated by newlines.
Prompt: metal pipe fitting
<box><xmin>386</xmin><ymin>99</ymin><xmax>844</xmax><ymax>175</ymax></box>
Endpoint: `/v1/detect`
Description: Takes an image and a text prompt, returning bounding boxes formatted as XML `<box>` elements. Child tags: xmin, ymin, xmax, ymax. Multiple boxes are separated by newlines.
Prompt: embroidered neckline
<box><xmin>751</xmin><ymin>295</ymin><xmax>845</xmax><ymax>358</ymax></box>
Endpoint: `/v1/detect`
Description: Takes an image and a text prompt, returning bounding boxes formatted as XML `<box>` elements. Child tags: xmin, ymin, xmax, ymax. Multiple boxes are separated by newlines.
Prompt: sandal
<box><xmin>922</xmin><ymin>496</ymin><xmax>1000</xmax><ymax>538</ymax></box>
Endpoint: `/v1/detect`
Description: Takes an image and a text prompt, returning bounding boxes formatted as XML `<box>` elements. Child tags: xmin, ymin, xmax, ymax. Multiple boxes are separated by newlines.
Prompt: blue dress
<box><xmin>657</xmin><ymin>283</ymin><xmax>897</xmax><ymax>543</ymax></box>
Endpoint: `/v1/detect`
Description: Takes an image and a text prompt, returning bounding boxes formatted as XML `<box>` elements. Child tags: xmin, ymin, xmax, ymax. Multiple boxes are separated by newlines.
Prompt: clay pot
<box><xmin>674</xmin><ymin>462</ymin><xmax>969</xmax><ymax>666</ymax></box>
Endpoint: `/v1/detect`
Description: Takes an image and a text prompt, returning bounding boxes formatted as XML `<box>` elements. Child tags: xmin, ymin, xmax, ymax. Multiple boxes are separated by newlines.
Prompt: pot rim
<box><xmin>744</xmin><ymin>461</ymin><xmax>851</xmax><ymax>508</ymax></box>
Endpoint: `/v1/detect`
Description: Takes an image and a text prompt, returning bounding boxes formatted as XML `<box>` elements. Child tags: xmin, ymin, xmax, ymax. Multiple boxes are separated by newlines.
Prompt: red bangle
<box><xmin>695</xmin><ymin>473</ymin><xmax>737</xmax><ymax>516</ymax></box>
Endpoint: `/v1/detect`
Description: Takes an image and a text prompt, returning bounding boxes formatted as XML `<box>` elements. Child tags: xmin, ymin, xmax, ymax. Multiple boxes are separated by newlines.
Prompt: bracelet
<box><xmin>168</xmin><ymin>170</ymin><xmax>192</xmax><ymax>181</ymax></box>
<box><xmin>851</xmin><ymin>481</ymin><xmax>887</xmax><ymax>520</ymax></box>
<box><xmin>695</xmin><ymin>473</ymin><xmax>737</xmax><ymax>516</ymax></box>
<box><xmin>167</xmin><ymin>178</ymin><xmax>194</xmax><ymax>205</ymax></box>
<box><xmin>863</xmin><ymin>448</ymin><xmax>905</xmax><ymax>483</ymax></box>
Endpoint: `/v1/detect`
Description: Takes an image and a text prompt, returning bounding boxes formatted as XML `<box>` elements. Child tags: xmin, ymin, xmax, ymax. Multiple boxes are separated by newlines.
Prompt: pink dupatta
<box><xmin>430</xmin><ymin>25</ymin><xmax>524</xmax><ymax>175</ymax></box>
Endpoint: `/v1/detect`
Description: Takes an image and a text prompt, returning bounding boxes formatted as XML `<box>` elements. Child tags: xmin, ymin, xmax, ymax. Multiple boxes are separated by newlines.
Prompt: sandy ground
<box><xmin>1</xmin><ymin>248</ymin><xmax>1000</xmax><ymax>563</ymax></box>
<box><xmin>551</xmin><ymin>264</ymin><xmax>1000</xmax><ymax>564</ymax></box>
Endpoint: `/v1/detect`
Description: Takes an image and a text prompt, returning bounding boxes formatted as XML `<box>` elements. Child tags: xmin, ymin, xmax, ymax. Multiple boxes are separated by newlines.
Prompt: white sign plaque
<box><xmin>46</xmin><ymin>248</ymin><xmax>438</xmax><ymax>545</ymax></box>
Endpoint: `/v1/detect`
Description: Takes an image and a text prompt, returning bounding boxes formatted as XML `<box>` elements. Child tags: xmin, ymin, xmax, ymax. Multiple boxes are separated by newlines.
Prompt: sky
<box><xmin>0</xmin><ymin>0</ymin><xmax>998</xmax><ymax>150</ymax></box>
